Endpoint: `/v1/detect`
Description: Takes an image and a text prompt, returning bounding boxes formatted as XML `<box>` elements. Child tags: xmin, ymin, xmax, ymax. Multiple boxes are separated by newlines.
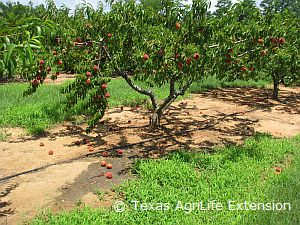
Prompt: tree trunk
<box><xmin>272</xmin><ymin>74</ymin><xmax>279</xmax><ymax>100</ymax></box>
<box><xmin>149</xmin><ymin>111</ymin><xmax>162</xmax><ymax>128</ymax></box>
<box><xmin>273</xmin><ymin>82</ymin><xmax>279</xmax><ymax>100</ymax></box>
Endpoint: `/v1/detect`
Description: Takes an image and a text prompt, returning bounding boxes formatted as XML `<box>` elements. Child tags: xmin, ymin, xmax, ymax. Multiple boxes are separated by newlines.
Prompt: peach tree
<box><xmin>255</xmin><ymin>11</ymin><xmax>300</xmax><ymax>99</ymax></box>
<box><xmin>61</xmin><ymin>0</ymin><xmax>277</xmax><ymax>132</ymax></box>
<box><xmin>41</xmin><ymin>0</ymin><xmax>210</xmax><ymax>132</ymax></box>
<box><xmin>68</xmin><ymin>0</ymin><xmax>214</xmax><ymax>130</ymax></box>
<box><xmin>209</xmin><ymin>2</ymin><xmax>300</xmax><ymax>99</ymax></box>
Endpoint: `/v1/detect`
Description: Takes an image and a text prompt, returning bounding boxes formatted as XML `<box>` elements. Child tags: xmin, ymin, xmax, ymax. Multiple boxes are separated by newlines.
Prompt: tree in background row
<box><xmin>214</xmin><ymin>0</ymin><xmax>232</xmax><ymax>17</ymax></box>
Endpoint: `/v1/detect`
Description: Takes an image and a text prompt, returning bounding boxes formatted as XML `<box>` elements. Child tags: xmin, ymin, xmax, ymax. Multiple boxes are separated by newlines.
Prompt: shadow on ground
<box><xmin>0</xmin><ymin>184</ymin><xmax>18</xmax><ymax>217</ymax></box>
<box><xmin>199</xmin><ymin>87</ymin><xmax>300</xmax><ymax>114</ymax></box>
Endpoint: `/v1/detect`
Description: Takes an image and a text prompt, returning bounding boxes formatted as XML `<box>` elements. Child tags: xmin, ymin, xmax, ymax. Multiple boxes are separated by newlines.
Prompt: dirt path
<box><xmin>1</xmin><ymin>86</ymin><xmax>300</xmax><ymax>224</ymax></box>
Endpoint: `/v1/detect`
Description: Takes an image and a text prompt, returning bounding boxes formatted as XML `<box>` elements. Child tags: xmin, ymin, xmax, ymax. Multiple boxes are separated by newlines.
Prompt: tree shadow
<box><xmin>199</xmin><ymin>87</ymin><xmax>300</xmax><ymax>114</ymax></box>
<box><xmin>13</xmin><ymin>99</ymin><xmax>259</xmax><ymax>160</ymax></box>
<box><xmin>0</xmin><ymin>183</ymin><xmax>18</xmax><ymax>217</ymax></box>
<box><xmin>95</xmin><ymin>106</ymin><xmax>258</xmax><ymax>159</ymax></box>
<box><xmin>7</xmin><ymin>87</ymin><xmax>298</xmax><ymax>162</ymax></box>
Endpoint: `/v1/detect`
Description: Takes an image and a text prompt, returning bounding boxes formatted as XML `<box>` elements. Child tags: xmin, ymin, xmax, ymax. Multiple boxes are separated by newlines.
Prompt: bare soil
<box><xmin>1</xmin><ymin>86</ymin><xmax>300</xmax><ymax>225</ymax></box>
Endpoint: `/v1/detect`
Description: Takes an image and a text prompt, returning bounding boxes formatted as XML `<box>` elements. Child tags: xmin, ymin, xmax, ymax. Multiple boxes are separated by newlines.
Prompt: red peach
<box><xmin>106</xmin><ymin>163</ymin><xmax>113</xmax><ymax>169</ymax></box>
<box><xmin>193</xmin><ymin>53</ymin><xmax>200</xmax><ymax>60</ymax></box>
<box><xmin>143</xmin><ymin>53</ymin><xmax>149</xmax><ymax>61</ymax></box>
<box><xmin>105</xmin><ymin>172</ymin><xmax>112</xmax><ymax>179</ymax></box>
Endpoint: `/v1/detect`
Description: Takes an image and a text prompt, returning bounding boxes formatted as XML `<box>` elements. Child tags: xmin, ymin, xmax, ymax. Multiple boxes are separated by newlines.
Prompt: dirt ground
<box><xmin>1</xmin><ymin>85</ymin><xmax>300</xmax><ymax>225</ymax></box>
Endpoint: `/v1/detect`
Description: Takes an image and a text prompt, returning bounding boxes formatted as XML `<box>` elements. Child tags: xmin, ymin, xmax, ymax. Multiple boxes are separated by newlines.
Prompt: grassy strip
<box><xmin>189</xmin><ymin>75</ymin><xmax>269</xmax><ymax>93</ymax></box>
<box><xmin>0</xmin><ymin>76</ymin><xmax>268</xmax><ymax>135</ymax></box>
<box><xmin>253</xmin><ymin>135</ymin><xmax>300</xmax><ymax>225</ymax></box>
<box><xmin>30</xmin><ymin>134</ymin><xmax>300</xmax><ymax>225</ymax></box>
<box><xmin>0</xmin><ymin>83</ymin><xmax>67</xmax><ymax>134</ymax></box>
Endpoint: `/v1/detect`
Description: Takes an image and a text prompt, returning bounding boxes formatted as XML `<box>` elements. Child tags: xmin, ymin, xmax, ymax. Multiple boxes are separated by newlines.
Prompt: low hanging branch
<box><xmin>117</xmin><ymin>70</ymin><xmax>158</xmax><ymax>110</ymax></box>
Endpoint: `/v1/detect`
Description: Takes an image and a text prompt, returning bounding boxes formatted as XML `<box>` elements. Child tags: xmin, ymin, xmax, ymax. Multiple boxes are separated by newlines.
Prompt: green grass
<box><xmin>0</xmin><ymin>76</ymin><xmax>269</xmax><ymax>135</ymax></box>
<box><xmin>0</xmin><ymin>83</ymin><xmax>67</xmax><ymax>135</ymax></box>
<box><xmin>189</xmin><ymin>75</ymin><xmax>269</xmax><ymax>93</ymax></box>
<box><xmin>30</xmin><ymin>134</ymin><xmax>300</xmax><ymax>225</ymax></box>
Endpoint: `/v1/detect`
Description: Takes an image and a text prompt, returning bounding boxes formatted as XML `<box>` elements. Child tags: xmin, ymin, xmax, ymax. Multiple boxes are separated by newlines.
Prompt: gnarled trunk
<box><xmin>272</xmin><ymin>73</ymin><xmax>279</xmax><ymax>100</ymax></box>
<box><xmin>149</xmin><ymin>112</ymin><xmax>162</xmax><ymax>128</ymax></box>
<box><xmin>118</xmin><ymin>70</ymin><xmax>193</xmax><ymax>128</ymax></box>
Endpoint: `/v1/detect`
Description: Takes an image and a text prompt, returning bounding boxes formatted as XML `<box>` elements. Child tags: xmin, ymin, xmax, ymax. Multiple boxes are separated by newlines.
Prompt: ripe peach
<box><xmin>117</xmin><ymin>149</ymin><xmax>123</xmax><ymax>156</ymax></box>
<box><xmin>102</xmin><ymin>151</ymin><xmax>109</xmax><ymax>157</ymax></box>
<box><xmin>186</xmin><ymin>57</ymin><xmax>192</xmax><ymax>65</ymax></box>
<box><xmin>106</xmin><ymin>163</ymin><xmax>113</xmax><ymax>169</ymax></box>
<box><xmin>177</xmin><ymin>62</ymin><xmax>183</xmax><ymax>70</ymax></box>
<box><xmin>241</xmin><ymin>66</ymin><xmax>247</xmax><ymax>71</ymax></box>
<box><xmin>279</xmin><ymin>37</ymin><xmax>285</xmax><ymax>44</ymax></box>
<box><xmin>143</xmin><ymin>53</ymin><xmax>149</xmax><ymax>60</ymax></box>
<box><xmin>93</xmin><ymin>65</ymin><xmax>99</xmax><ymax>71</ymax></box>
<box><xmin>32</xmin><ymin>79</ymin><xmax>39</xmax><ymax>86</ymax></box>
<box><xmin>105</xmin><ymin>172</ymin><xmax>112</xmax><ymax>179</ymax></box>
<box><xmin>193</xmin><ymin>53</ymin><xmax>200</xmax><ymax>60</ymax></box>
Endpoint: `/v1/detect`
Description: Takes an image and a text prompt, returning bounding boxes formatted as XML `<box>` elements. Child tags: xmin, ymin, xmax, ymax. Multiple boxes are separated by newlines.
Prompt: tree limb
<box><xmin>117</xmin><ymin>70</ymin><xmax>158</xmax><ymax>109</ymax></box>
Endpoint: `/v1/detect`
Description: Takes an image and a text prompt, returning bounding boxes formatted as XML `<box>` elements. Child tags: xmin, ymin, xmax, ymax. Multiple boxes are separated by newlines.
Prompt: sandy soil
<box><xmin>0</xmin><ymin>86</ymin><xmax>300</xmax><ymax>224</ymax></box>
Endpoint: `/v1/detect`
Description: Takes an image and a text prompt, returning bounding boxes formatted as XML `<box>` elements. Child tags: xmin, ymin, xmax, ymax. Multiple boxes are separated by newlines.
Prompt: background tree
<box><xmin>140</xmin><ymin>0</ymin><xmax>163</xmax><ymax>11</ymax></box>
<box><xmin>260</xmin><ymin>0</ymin><xmax>300</xmax><ymax>17</ymax></box>
<box><xmin>214</xmin><ymin>0</ymin><xmax>232</xmax><ymax>17</ymax></box>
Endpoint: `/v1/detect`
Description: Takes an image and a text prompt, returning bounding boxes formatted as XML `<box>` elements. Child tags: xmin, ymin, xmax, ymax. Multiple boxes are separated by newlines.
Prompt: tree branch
<box><xmin>117</xmin><ymin>70</ymin><xmax>158</xmax><ymax>109</ymax></box>
<box><xmin>175</xmin><ymin>79</ymin><xmax>193</xmax><ymax>96</ymax></box>
<box><xmin>169</xmin><ymin>77</ymin><xmax>176</xmax><ymax>97</ymax></box>
<box><xmin>157</xmin><ymin>78</ymin><xmax>193</xmax><ymax>114</ymax></box>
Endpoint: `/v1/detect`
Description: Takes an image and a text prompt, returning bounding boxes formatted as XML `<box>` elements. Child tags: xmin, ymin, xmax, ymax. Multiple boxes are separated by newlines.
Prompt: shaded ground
<box><xmin>0</xmin><ymin>86</ymin><xmax>300</xmax><ymax>224</ymax></box>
